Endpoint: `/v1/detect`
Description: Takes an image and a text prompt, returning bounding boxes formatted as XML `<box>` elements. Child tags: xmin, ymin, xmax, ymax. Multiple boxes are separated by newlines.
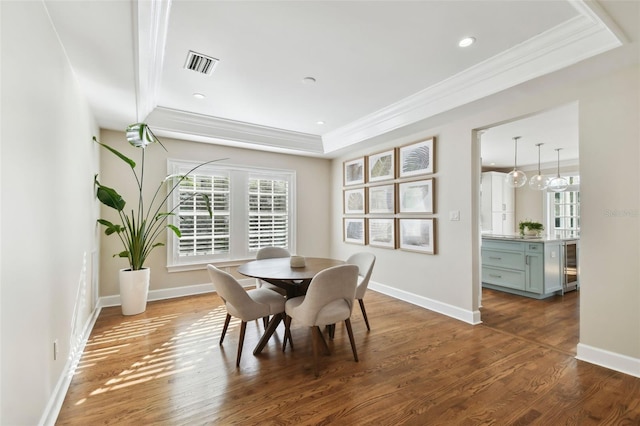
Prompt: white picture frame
<box><xmin>343</xmin><ymin>218</ymin><xmax>367</xmax><ymax>245</ymax></box>
<box><xmin>398</xmin><ymin>137</ymin><xmax>435</xmax><ymax>178</ymax></box>
<box><xmin>344</xmin><ymin>188</ymin><xmax>366</xmax><ymax>215</ymax></box>
<box><xmin>368</xmin><ymin>218</ymin><xmax>396</xmax><ymax>249</ymax></box>
<box><xmin>398</xmin><ymin>178</ymin><xmax>434</xmax><ymax>214</ymax></box>
<box><xmin>368</xmin><ymin>184</ymin><xmax>395</xmax><ymax>214</ymax></box>
<box><xmin>398</xmin><ymin>218</ymin><xmax>436</xmax><ymax>254</ymax></box>
<box><xmin>343</xmin><ymin>157</ymin><xmax>366</xmax><ymax>186</ymax></box>
<box><xmin>367</xmin><ymin>149</ymin><xmax>395</xmax><ymax>182</ymax></box>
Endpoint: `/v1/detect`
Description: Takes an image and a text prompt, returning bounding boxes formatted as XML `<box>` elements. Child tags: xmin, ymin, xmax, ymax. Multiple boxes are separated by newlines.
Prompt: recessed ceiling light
<box><xmin>193</xmin><ymin>93</ymin><xmax>206</xmax><ymax>99</ymax></box>
<box><xmin>458</xmin><ymin>37</ymin><xmax>476</xmax><ymax>47</ymax></box>
<box><xmin>302</xmin><ymin>76</ymin><xmax>316</xmax><ymax>84</ymax></box>
<box><xmin>316</xmin><ymin>120</ymin><xmax>325</xmax><ymax>125</ymax></box>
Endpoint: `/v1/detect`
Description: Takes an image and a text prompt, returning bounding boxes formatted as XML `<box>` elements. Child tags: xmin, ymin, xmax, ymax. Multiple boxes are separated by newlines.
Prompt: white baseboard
<box><xmin>576</xmin><ymin>343</ymin><xmax>640</xmax><ymax>378</ymax></box>
<box><xmin>369</xmin><ymin>280</ymin><xmax>481</xmax><ymax>325</ymax></box>
<box><xmin>38</xmin><ymin>305</ymin><xmax>102</xmax><ymax>426</ymax></box>
<box><xmin>97</xmin><ymin>278</ymin><xmax>256</xmax><ymax>309</ymax></box>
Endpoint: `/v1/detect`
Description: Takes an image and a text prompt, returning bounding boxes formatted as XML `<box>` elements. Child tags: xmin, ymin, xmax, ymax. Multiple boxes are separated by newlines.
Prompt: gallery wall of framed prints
<box><xmin>341</xmin><ymin>137</ymin><xmax>437</xmax><ymax>254</ymax></box>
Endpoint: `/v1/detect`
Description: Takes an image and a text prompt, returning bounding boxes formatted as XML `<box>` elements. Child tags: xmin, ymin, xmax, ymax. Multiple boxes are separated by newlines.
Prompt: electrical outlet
<box><xmin>449</xmin><ymin>210</ymin><xmax>460</xmax><ymax>221</ymax></box>
<box><xmin>53</xmin><ymin>339</ymin><xmax>59</xmax><ymax>361</ymax></box>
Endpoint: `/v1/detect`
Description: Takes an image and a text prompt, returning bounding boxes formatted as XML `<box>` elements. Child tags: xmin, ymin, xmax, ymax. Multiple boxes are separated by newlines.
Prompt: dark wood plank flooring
<box><xmin>55</xmin><ymin>288</ymin><xmax>640</xmax><ymax>425</ymax></box>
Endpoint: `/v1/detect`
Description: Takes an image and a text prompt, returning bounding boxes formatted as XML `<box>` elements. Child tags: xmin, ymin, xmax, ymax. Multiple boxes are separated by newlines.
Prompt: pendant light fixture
<box><xmin>529</xmin><ymin>143</ymin><xmax>549</xmax><ymax>190</ymax></box>
<box><xmin>505</xmin><ymin>136</ymin><xmax>527</xmax><ymax>188</ymax></box>
<box><xmin>548</xmin><ymin>148</ymin><xmax>569</xmax><ymax>192</ymax></box>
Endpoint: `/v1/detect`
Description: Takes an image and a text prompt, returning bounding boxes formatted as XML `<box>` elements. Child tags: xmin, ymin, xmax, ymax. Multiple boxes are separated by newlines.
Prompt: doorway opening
<box><xmin>475</xmin><ymin>102</ymin><xmax>580</xmax><ymax>354</ymax></box>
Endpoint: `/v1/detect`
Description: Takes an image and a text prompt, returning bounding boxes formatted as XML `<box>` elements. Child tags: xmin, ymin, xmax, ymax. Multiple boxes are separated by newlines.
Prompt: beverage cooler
<box><xmin>563</xmin><ymin>240</ymin><xmax>579</xmax><ymax>292</ymax></box>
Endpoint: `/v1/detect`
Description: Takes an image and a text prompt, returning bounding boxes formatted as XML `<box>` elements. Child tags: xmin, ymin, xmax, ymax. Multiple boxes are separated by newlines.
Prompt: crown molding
<box><xmin>134</xmin><ymin>0</ymin><xmax>171</xmax><ymax>122</ymax></box>
<box><xmin>321</xmin><ymin>3</ymin><xmax>622</xmax><ymax>153</ymax></box>
<box><xmin>146</xmin><ymin>107</ymin><xmax>324</xmax><ymax>155</ymax></box>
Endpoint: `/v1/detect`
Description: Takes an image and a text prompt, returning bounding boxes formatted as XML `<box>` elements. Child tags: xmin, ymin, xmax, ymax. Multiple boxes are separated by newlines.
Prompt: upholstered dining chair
<box><xmin>284</xmin><ymin>264</ymin><xmax>359</xmax><ymax>377</ymax></box>
<box><xmin>207</xmin><ymin>265</ymin><xmax>286</xmax><ymax>368</ymax></box>
<box><xmin>255</xmin><ymin>246</ymin><xmax>290</xmax><ymax>297</ymax></box>
<box><xmin>346</xmin><ymin>252</ymin><xmax>376</xmax><ymax>331</ymax></box>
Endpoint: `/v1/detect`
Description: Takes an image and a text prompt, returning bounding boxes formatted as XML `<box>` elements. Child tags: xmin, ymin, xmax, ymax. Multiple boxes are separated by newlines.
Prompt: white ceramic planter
<box><xmin>119</xmin><ymin>268</ymin><xmax>150</xmax><ymax>315</ymax></box>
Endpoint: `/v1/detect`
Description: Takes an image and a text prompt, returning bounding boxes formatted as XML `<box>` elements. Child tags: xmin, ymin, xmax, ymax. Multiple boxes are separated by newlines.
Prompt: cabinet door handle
<box><xmin>489</xmin><ymin>274</ymin><xmax>502</xmax><ymax>279</ymax></box>
<box><xmin>489</xmin><ymin>256</ymin><xmax>502</xmax><ymax>260</ymax></box>
<box><xmin>525</xmin><ymin>255</ymin><xmax>529</xmax><ymax>265</ymax></box>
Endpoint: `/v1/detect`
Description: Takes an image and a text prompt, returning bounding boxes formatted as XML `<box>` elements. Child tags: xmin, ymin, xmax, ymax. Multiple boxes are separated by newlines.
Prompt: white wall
<box><xmin>1</xmin><ymin>2</ymin><xmax>100</xmax><ymax>424</ymax></box>
<box><xmin>331</xmin><ymin>49</ymin><xmax>639</xmax><ymax>370</ymax></box>
<box><xmin>98</xmin><ymin>129</ymin><xmax>332</xmax><ymax>297</ymax></box>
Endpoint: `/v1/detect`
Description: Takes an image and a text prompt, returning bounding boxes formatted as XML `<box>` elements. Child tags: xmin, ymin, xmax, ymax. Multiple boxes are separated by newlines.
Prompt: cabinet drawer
<box><xmin>525</xmin><ymin>243</ymin><xmax>543</xmax><ymax>253</ymax></box>
<box><xmin>482</xmin><ymin>239</ymin><xmax>524</xmax><ymax>252</ymax></box>
<box><xmin>482</xmin><ymin>249</ymin><xmax>524</xmax><ymax>270</ymax></box>
<box><xmin>482</xmin><ymin>267</ymin><xmax>525</xmax><ymax>290</ymax></box>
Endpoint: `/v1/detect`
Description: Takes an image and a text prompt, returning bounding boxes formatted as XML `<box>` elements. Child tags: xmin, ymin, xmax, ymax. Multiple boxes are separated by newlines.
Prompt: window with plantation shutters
<box><xmin>167</xmin><ymin>160</ymin><xmax>295</xmax><ymax>271</ymax></box>
<box><xmin>248</xmin><ymin>177</ymin><xmax>289</xmax><ymax>250</ymax></box>
<box><xmin>177</xmin><ymin>173</ymin><xmax>230</xmax><ymax>257</ymax></box>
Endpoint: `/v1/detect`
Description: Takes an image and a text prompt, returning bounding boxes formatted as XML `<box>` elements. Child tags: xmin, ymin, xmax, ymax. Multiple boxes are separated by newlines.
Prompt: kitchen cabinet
<box><xmin>480</xmin><ymin>172</ymin><xmax>514</xmax><ymax>234</ymax></box>
<box><xmin>482</xmin><ymin>238</ymin><xmax>564</xmax><ymax>299</ymax></box>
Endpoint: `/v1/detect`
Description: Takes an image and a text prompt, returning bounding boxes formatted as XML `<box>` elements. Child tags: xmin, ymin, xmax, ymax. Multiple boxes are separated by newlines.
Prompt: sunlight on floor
<box><xmin>78</xmin><ymin>305</ymin><xmax>236</xmax><ymax>398</ymax></box>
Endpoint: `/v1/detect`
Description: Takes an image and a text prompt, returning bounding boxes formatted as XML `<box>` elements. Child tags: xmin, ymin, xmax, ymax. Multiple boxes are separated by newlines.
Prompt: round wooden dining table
<box><xmin>237</xmin><ymin>256</ymin><xmax>345</xmax><ymax>355</ymax></box>
<box><xmin>237</xmin><ymin>256</ymin><xmax>345</xmax><ymax>299</ymax></box>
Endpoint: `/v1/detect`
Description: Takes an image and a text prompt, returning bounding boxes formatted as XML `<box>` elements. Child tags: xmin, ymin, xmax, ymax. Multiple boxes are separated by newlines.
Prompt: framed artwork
<box><xmin>368</xmin><ymin>184</ymin><xmax>395</xmax><ymax>214</ymax></box>
<box><xmin>398</xmin><ymin>218</ymin><xmax>436</xmax><ymax>254</ymax></box>
<box><xmin>398</xmin><ymin>137</ymin><xmax>435</xmax><ymax>178</ymax></box>
<box><xmin>398</xmin><ymin>178</ymin><xmax>434</xmax><ymax>214</ymax></box>
<box><xmin>368</xmin><ymin>218</ymin><xmax>396</xmax><ymax>249</ymax></box>
<box><xmin>344</xmin><ymin>188</ymin><xmax>366</xmax><ymax>215</ymax></box>
<box><xmin>343</xmin><ymin>157</ymin><xmax>366</xmax><ymax>186</ymax></box>
<box><xmin>367</xmin><ymin>149</ymin><xmax>395</xmax><ymax>182</ymax></box>
<box><xmin>344</xmin><ymin>218</ymin><xmax>367</xmax><ymax>245</ymax></box>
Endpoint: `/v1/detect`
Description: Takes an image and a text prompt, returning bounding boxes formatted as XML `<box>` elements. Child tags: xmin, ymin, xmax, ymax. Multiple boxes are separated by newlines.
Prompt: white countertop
<box><xmin>482</xmin><ymin>233</ymin><xmax>580</xmax><ymax>243</ymax></box>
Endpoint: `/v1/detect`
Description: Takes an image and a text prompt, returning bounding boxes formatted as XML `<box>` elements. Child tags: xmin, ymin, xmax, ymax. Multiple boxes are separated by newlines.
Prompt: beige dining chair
<box><xmin>284</xmin><ymin>264</ymin><xmax>359</xmax><ymax>377</ymax></box>
<box><xmin>255</xmin><ymin>246</ymin><xmax>290</xmax><ymax>297</ymax></box>
<box><xmin>207</xmin><ymin>265</ymin><xmax>286</xmax><ymax>368</ymax></box>
<box><xmin>346</xmin><ymin>252</ymin><xmax>376</xmax><ymax>331</ymax></box>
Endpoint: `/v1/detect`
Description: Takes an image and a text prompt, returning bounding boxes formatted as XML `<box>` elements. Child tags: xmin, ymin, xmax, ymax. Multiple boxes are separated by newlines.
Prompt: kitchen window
<box><xmin>547</xmin><ymin>175</ymin><xmax>580</xmax><ymax>236</ymax></box>
<box><xmin>166</xmin><ymin>160</ymin><xmax>296</xmax><ymax>271</ymax></box>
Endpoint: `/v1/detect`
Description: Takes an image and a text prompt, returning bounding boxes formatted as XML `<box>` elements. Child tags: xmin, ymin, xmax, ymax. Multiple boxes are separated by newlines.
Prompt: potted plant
<box><xmin>518</xmin><ymin>220</ymin><xmax>544</xmax><ymax>237</ymax></box>
<box><xmin>94</xmin><ymin>123</ymin><xmax>223</xmax><ymax>315</ymax></box>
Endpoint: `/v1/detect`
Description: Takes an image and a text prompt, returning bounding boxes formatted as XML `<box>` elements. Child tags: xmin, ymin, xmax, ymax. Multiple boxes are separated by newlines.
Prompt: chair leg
<box><xmin>358</xmin><ymin>299</ymin><xmax>370</xmax><ymax>331</ymax></box>
<box><xmin>283</xmin><ymin>315</ymin><xmax>294</xmax><ymax>352</ymax></box>
<box><xmin>345</xmin><ymin>318</ymin><xmax>358</xmax><ymax>362</ymax></box>
<box><xmin>327</xmin><ymin>324</ymin><xmax>335</xmax><ymax>340</ymax></box>
<box><xmin>236</xmin><ymin>321</ymin><xmax>247</xmax><ymax>368</ymax></box>
<box><xmin>220</xmin><ymin>313</ymin><xmax>231</xmax><ymax>345</ymax></box>
<box><xmin>311</xmin><ymin>326</ymin><xmax>321</xmax><ymax>377</ymax></box>
<box><xmin>316</xmin><ymin>326</ymin><xmax>330</xmax><ymax>355</ymax></box>
<box><xmin>263</xmin><ymin>316</ymin><xmax>269</xmax><ymax>329</ymax></box>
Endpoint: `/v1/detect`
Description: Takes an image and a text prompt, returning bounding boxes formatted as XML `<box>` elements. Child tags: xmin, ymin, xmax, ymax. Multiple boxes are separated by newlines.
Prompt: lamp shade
<box><xmin>549</xmin><ymin>148</ymin><xmax>568</xmax><ymax>192</ymax></box>
<box><xmin>529</xmin><ymin>143</ymin><xmax>549</xmax><ymax>190</ymax></box>
<box><xmin>505</xmin><ymin>136</ymin><xmax>526</xmax><ymax>188</ymax></box>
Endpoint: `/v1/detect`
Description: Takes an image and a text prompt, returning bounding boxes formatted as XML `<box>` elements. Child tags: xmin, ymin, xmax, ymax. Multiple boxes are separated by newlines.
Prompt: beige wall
<box><xmin>1</xmin><ymin>2</ymin><xmax>100</xmax><ymax>424</ymax></box>
<box><xmin>331</xmin><ymin>52</ymin><xmax>639</xmax><ymax>364</ymax></box>
<box><xmin>98</xmin><ymin>130</ymin><xmax>332</xmax><ymax>296</ymax></box>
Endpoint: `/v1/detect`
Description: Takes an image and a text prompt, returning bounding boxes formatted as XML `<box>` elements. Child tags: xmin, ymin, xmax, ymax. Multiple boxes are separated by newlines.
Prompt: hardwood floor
<box><xmin>56</xmin><ymin>288</ymin><xmax>640</xmax><ymax>425</ymax></box>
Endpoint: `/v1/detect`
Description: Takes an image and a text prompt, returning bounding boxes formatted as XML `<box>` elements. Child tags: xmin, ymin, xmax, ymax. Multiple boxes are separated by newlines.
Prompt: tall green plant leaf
<box><xmin>94</xmin><ymin>176</ymin><xmax>126</xmax><ymax>211</ymax></box>
<box><xmin>93</xmin><ymin>137</ymin><xmax>135</xmax><ymax>169</ymax></box>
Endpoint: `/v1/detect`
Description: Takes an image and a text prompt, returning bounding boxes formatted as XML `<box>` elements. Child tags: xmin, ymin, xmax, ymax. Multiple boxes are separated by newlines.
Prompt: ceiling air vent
<box><xmin>184</xmin><ymin>50</ymin><xmax>219</xmax><ymax>75</ymax></box>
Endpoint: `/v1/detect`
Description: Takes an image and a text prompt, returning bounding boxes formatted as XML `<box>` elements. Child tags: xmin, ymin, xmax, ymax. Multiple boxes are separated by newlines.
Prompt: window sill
<box><xmin>167</xmin><ymin>258</ymin><xmax>253</xmax><ymax>273</ymax></box>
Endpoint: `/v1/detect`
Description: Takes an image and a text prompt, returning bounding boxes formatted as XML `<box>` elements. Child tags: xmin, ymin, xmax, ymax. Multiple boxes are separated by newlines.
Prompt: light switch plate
<box><xmin>449</xmin><ymin>210</ymin><xmax>460</xmax><ymax>221</ymax></box>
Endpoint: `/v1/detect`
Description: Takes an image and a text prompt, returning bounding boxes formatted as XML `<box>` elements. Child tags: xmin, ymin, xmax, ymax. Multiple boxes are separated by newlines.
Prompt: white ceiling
<box><xmin>43</xmin><ymin>0</ymin><xmax>630</xmax><ymax>162</ymax></box>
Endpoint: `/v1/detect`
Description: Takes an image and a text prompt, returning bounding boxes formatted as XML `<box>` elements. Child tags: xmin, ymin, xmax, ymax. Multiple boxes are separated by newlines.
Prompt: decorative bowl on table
<box><xmin>290</xmin><ymin>255</ymin><xmax>306</xmax><ymax>268</ymax></box>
